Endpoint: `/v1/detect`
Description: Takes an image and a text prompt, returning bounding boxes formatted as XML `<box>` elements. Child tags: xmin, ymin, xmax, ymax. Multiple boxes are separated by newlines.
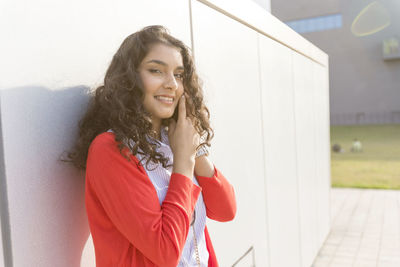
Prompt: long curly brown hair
<box><xmin>63</xmin><ymin>25</ymin><xmax>213</xmax><ymax>171</ymax></box>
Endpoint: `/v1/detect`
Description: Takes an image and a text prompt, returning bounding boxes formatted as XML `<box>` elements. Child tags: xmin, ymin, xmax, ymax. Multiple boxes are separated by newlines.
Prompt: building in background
<box><xmin>272</xmin><ymin>0</ymin><xmax>400</xmax><ymax>125</ymax></box>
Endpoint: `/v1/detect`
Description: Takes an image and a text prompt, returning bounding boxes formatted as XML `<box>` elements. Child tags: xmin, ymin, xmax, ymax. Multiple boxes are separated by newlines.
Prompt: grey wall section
<box><xmin>0</xmin><ymin>87</ymin><xmax>90</xmax><ymax>267</ymax></box>
<box><xmin>271</xmin><ymin>0</ymin><xmax>400</xmax><ymax>125</ymax></box>
<box><xmin>0</xmin><ymin>94</ymin><xmax>12</xmax><ymax>267</ymax></box>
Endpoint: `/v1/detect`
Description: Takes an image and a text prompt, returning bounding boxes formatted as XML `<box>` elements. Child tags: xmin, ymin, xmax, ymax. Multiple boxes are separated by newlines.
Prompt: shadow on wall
<box><xmin>0</xmin><ymin>86</ymin><xmax>93</xmax><ymax>266</ymax></box>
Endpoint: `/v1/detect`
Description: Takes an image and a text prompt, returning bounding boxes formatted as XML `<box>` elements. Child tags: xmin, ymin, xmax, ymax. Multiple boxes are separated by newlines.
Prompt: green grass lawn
<box><xmin>330</xmin><ymin>124</ymin><xmax>400</xmax><ymax>189</ymax></box>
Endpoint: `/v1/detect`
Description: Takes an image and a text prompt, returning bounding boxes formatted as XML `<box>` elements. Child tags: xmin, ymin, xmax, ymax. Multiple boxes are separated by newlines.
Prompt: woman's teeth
<box><xmin>155</xmin><ymin>96</ymin><xmax>173</xmax><ymax>103</ymax></box>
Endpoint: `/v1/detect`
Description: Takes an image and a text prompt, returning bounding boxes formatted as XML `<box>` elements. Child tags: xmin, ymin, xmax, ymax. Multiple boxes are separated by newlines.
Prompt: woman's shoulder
<box><xmin>91</xmin><ymin>131</ymin><xmax>116</xmax><ymax>146</ymax></box>
<box><xmin>89</xmin><ymin>132</ymin><xmax>134</xmax><ymax>161</ymax></box>
<box><xmin>85</xmin><ymin>132</ymin><xmax>149</xmax><ymax>188</ymax></box>
<box><xmin>89</xmin><ymin>132</ymin><xmax>118</xmax><ymax>152</ymax></box>
<box><xmin>87</xmin><ymin>132</ymin><xmax>147</xmax><ymax>175</ymax></box>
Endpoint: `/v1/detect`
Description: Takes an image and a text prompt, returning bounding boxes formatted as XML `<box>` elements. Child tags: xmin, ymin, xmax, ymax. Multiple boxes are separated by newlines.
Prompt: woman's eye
<box><xmin>149</xmin><ymin>69</ymin><xmax>161</xmax><ymax>73</ymax></box>
<box><xmin>175</xmin><ymin>73</ymin><xmax>184</xmax><ymax>79</ymax></box>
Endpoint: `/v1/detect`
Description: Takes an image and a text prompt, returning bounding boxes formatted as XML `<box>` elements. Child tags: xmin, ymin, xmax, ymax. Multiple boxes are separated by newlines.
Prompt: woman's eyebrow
<box><xmin>145</xmin><ymin>59</ymin><xmax>184</xmax><ymax>70</ymax></box>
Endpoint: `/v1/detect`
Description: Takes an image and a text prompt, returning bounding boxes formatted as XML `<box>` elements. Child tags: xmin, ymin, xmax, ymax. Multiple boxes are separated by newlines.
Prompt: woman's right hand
<box><xmin>168</xmin><ymin>95</ymin><xmax>200</xmax><ymax>177</ymax></box>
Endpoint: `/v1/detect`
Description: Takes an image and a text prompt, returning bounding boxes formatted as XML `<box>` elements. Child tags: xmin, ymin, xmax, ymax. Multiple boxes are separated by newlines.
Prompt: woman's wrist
<box><xmin>194</xmin><ymin>155</ymin><xmax>214</xmax><ymax>178</ymax></box>
<box><xmin>172</xmin><ymin>157</ymin><xmax>195</xmax><ymax>179</ymax></box>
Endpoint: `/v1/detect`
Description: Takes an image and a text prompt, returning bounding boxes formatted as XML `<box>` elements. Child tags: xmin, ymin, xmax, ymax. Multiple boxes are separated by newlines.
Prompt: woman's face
<box><xmin>137</xmin><ymin>43</ymin><xmax>185</xmax><ymax>124</ymax></box>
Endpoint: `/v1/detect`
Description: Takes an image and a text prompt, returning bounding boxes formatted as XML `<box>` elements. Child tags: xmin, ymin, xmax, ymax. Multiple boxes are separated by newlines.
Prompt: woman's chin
<box><xmin>157</xmin><ymin>112</ymin><xmax>174</xmax><ymax>120</ymax></box>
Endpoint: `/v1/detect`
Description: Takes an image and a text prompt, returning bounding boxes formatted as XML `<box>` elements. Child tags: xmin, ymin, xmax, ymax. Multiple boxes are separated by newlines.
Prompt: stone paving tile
<box><xmin>311</xmin><ymin>188</ymin><xmax>400</xmax><ymax>267</ymax></box>
<box><xmin>353</xmin><ymin>258</ymin><xmax>376</xmax><ymax>267</ymax></box>
<box><xmin>329</xmin><ymin>256</ymin><xmax>353</xmax><ymax>267</ymax></box>
<box><xmin>378</xmin><ymin>259</ymin><xmax>400</xmax><ymax>267</ymax></box>
<box><xmin>312</xmin><ymin>258</ymin><xmax>331</xmax><ymax>267</ymax></box>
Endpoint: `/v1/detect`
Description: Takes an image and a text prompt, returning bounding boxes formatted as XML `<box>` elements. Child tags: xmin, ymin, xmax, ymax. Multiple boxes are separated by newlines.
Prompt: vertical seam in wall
<box><xmin>256</xmin><ymin>34</ymin><xmax>272</xmax><ymax>267</ymax></box>
<box><xmin>0</xmin><ymin>93</ymin><xmax>14</xmax><ymax>267</ymax></box>
<box><xmin>188</xmin><ymin>0</ymin><xmax>195</xmax><ymax>59</ymax></box>
<box><xmin>326</xmin><ymin>59</ymin><xmax>332</xmax><ymax>228</ymax></box>
<box><xmin>311</xmin><ymin>62</ymin><xmax>320</xmax><ymax>256</ymax></box>
<box><xmin>291</xmin><ymin>52</ymin><xmax>304</xmax><ymax>267</ymax></box>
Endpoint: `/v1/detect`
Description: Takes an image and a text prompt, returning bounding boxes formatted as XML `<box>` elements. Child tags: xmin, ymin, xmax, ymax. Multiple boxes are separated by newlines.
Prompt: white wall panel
<box><xmin>258</xmin><ymin>35</ymin><xmax>302</xmax><ymax>267</ymax></box>
<box><xmin>0</xmin><ymin>1</ymin><xmax>192</xmax><ymax>266</ymax></box>
<box><xmin>191</xmin><ymin>1</ymin><xmax>269</xmax><ymax>266</ymax></box>
<box><xmin>0</xmin><ymin>0</ymin><xmax>191</xmax><ymax>90</ymax></box>
<box><xmin>313</xmin><ymin>62</ymin><xmax>331</xmax><ymax>248</ymax></box>
<box><xmin>293</xmin><ymin>52</ymin><xmax>319</xmax><ymax>267</ymax></box>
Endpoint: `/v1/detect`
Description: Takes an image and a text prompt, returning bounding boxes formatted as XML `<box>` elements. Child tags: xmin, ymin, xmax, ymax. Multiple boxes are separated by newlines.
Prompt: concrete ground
<box><xmin>312</xmin><ymin>188</ymin><xmax>400</xmax><ymax>267</ymax></box>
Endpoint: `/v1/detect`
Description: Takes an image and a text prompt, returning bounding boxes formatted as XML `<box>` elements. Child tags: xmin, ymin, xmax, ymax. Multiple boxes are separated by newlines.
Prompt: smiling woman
<box><xmin>67</xmin><ymin>25</ymin><xmax>213</xmax><ymax>170</ymax></box>
<box><xmin>138</xmin><ymin>43</ymin><xmax>186</xmax><ymax>139</ymax></box>
<box><xmin>63</xmin><ymin>25</ymin><xmax>237</xmax><ymax>267</ymax></box>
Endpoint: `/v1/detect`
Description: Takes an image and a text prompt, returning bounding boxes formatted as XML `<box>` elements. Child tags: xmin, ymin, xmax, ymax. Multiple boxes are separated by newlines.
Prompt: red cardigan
<box><xmin>85</xmin><ymin>132</ymin><xmax>237</xmax><ymax>267</ymax></box>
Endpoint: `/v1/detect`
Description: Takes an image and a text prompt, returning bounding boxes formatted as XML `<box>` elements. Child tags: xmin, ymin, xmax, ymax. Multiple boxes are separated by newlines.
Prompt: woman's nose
<box><xmin>163</xmin><ymin>73</ymin><xmax>178</xmax><ymax>90</ymax></box>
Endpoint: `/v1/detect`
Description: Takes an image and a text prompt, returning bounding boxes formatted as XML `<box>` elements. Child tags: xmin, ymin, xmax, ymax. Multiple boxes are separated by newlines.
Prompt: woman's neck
<box><xmin>151</xmin><ymin>118</ymin><xmax>162</xmax><ymax>141</ymax></box>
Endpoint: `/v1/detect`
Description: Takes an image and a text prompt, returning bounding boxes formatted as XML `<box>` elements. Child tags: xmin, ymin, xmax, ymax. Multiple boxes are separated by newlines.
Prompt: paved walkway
<box><xmin>312</xmin><ymin>188</ymin><xmax>400</xmax><ymax>267</ymax></box>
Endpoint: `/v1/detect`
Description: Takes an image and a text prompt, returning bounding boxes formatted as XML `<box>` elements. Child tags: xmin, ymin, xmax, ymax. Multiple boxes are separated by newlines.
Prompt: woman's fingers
<box><xmin>168</xmin><ymin>94</ymin><xmax>201</xmax><ymax>161</ymax></box>
<box><xmin>178</xmin><ymin>95</ymin><xmax>186</xmax><ymax>122</ymax></box>
<box><xmin>168</xmin><ymin>119</ymin><xmax>176</xmax><ymax>135</ymax></box>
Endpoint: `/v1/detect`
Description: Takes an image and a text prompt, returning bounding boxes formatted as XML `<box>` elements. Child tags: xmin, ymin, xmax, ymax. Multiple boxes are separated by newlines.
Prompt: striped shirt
<box><xmin>107</xmin><ymin>127</ymin><xmax>209</xmax><ymax>267</ymax></box>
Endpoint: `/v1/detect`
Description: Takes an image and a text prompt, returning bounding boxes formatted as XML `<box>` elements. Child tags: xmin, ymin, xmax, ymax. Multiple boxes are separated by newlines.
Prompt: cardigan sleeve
<box><xmin>86</xmin><ymin>133</ymin><xmax>201</xmax><ymax>267</ymax></box>
<box><xmin>195</xmin><ymin>166</ymin><xmax>237</xmax><ymax>222</ymax></box>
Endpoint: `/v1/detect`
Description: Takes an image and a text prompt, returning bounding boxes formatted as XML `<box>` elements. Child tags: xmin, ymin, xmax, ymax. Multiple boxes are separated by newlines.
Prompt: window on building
<box><xmin>286</xmin><ymin>14</ymin><xmax>342</xmax><ymax>33</ymax></box>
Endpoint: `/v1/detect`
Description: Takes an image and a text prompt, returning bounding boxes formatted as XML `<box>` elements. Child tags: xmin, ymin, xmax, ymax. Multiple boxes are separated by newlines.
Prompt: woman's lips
<box><xmin>154</xmin><ymin>95</ymin><xmax>174</xmax><ymax>104</ymax></box>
